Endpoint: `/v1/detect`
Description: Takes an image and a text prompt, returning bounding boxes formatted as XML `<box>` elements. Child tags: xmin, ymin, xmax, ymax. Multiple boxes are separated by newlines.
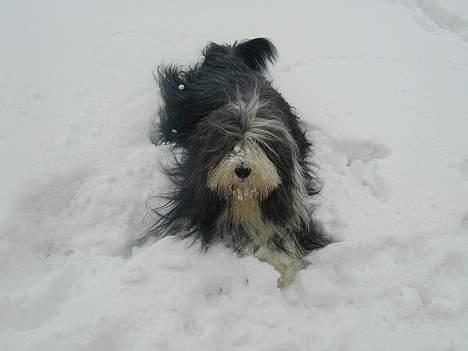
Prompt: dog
<box><xmin>149</xmin><ymin>38</ymin><xmax>332</xmax><ymax>287</ymax></box>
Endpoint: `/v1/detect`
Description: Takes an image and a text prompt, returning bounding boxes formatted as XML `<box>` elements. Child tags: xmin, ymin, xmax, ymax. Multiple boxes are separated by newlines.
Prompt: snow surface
<box><xmin>1</xmin><ymin>0</ymin><xmax>468</xmax><ymax>350</ymax></box>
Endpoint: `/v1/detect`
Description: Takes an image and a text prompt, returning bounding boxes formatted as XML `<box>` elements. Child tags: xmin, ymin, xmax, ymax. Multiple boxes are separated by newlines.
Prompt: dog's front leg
<box><xmin>254</xmin><ymin>247</ymin><xmax>309</xmax><ymax>288</ymax></box>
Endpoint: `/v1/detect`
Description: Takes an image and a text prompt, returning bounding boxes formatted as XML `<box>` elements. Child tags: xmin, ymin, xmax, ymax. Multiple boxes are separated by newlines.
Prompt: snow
<box><xmin>1</xmin><ymin>0</ymin><xmax>468</xmax><ymax>350</ymax></box>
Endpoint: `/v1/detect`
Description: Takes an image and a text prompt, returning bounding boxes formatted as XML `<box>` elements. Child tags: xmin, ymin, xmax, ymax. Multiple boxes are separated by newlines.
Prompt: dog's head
<box><xmin>197</xmin><ymin>93</ymin><xmax>296</xmax><ymax>201</ymax></box>
<box><xmin>153</xmin><ymin>38</ymin><xmax>318</xmax><ymax>229</ymax></box>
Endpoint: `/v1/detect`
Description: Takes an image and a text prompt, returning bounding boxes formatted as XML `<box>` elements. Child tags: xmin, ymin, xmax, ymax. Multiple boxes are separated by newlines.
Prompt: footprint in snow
<box><xmin>402</xmin><ymin>0</ymin><xmax>468</xmax><ymax>43</ymax></box>
<box><xmin>331</xmin><ymin>138</ymin><xmax>392</xmax><ymax>201</ymax></box>
<box><xmin>458</xmin><ymin>156</ymin><xmax>468</xmax><ymax>181</ymax></box>
<box><xmin>332</xmin><ymin>139</ymin><xmax>391</xmax><ymax>166</ymax></box>
<box><xmin>461</xmin><ymin>212</ymin><xmax>468</xmax><ymax>230</ymax></box>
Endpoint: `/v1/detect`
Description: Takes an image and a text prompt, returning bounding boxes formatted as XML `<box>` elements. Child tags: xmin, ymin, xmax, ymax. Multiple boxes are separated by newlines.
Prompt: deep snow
<box><xmin>1</xmin><ymin>0</ymin><xmax>468</xmax><ymax>350</ymax></box>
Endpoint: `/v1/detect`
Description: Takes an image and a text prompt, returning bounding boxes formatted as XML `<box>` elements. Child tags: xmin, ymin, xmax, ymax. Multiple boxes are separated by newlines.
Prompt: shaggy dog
<box><xmin>149</xmin><ymin>38</ymin><xmax>331</xmax><ymax>287</ymax></box>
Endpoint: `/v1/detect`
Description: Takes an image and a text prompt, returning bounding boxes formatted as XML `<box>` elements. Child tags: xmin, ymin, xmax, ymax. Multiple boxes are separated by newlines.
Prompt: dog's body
<box><xmin>150</xmin><ymin>38</ymin><xmax>331</xmax><ymax>287</ymax></box>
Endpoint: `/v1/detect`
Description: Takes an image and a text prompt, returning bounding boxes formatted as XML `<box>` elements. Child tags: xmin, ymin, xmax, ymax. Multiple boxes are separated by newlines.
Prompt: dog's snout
<box><xmin>235</xmin><ymin>165</ymin><xmax>251</xmax><ymax>179</ymax></box>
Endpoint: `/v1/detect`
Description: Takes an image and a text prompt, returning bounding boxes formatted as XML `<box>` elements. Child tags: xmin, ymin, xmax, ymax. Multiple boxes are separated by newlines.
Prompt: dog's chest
<box><xmin>227</xmin><ymin>199</ymin><xmax>275</xmax><ymax>245</ymax></box>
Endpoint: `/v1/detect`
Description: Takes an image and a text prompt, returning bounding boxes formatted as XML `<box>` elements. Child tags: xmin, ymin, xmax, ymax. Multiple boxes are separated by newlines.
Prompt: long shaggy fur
<box><xmin>148</xmin><ymin>38</ymin><xmax>331</xmax><ymax>268</ymax></box>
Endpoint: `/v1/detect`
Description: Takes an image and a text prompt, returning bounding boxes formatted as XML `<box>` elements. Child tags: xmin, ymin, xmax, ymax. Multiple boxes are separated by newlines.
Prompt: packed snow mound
<box><xmin>1</xmin><ymin>0</ymin><xmax>468</xmax><ymax>350</ymax></box>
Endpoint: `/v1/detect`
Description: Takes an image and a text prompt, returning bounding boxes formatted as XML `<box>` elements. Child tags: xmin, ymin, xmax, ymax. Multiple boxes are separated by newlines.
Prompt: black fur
<box><xmin>149</xmin><ymin>38</ymin><xmax>332</xmax><ymax>256</ymax></box>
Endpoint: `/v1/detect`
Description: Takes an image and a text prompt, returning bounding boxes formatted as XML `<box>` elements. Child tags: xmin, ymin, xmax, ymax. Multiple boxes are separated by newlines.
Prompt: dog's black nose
<box><xmin>235</xmin><ymin>166</ymin><xmax>251</xmax><ymax>179</ymax></box>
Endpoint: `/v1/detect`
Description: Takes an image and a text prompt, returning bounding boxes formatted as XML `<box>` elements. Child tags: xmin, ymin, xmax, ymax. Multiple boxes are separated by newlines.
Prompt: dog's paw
<box><xmin>277</xmin><ymin>273</ymin><xmax>294</xmax><ymax>289</ymax></box>
<box><xmin>277</xmin><ymin>277</ymin><xmax>288</xmax><ymax>288</ymax></box>
<box><xmin>277</xmin><ymin>260</ymin><xmax>309</xmax><ymax>289</ymax></box>
<box><xmin>277</xmin><ymin>265</ymin><xmax>303</xmax><ymax>289</ymax></box>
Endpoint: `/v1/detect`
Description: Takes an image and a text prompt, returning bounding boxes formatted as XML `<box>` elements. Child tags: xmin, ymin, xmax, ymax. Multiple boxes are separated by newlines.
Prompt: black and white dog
<box><xmin>150</xmin><ymin>38</ymin><xmax>331</xmax><ymax>287</ymax></box>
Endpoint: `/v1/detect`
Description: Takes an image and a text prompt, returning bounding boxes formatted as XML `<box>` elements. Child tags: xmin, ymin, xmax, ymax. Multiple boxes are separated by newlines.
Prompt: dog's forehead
<box><xmin>202</xmin><ymin>98</ymin><xmax>283</xmax><ymax>134</ymax></box>
<box><xmin>226</xmin><ymin>142</ymin><xmax>253</xmax><ymax>162</ymax></box>
<box><xmin>233</xmin><ymin>142</ymin><xmax>253</xmax><ymax>154</ymax></box>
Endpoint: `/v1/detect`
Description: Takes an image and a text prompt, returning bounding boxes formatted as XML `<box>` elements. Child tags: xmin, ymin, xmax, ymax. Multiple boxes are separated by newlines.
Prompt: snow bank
<box><xmin>1</xmin><ymin>0</ymin><xmax>468</xmax><ymax>350</ymax></box>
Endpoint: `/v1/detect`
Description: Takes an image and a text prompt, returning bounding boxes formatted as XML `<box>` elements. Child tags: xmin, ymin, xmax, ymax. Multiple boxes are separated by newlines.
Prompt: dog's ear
<box><xmin>233</xmin><ymin>38</ymin><xmax>278</xmax><ymax>72</ymax></box>
<box><xmin>154</xmin><ymin>65</ymin><xmax>192</xmax><ymax>146</ymax></box>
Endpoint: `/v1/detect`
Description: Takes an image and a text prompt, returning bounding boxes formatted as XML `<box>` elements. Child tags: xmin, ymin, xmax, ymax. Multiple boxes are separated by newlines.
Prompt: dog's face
<box><xmin>207</xmin><ymin>139</ymin><xmax>280</xmax><ymax>201</ymax></box>
<box><xmin>189</xmin><ymin>94</ymin><xmax>300</xmax><ymax>214</ymax></box>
